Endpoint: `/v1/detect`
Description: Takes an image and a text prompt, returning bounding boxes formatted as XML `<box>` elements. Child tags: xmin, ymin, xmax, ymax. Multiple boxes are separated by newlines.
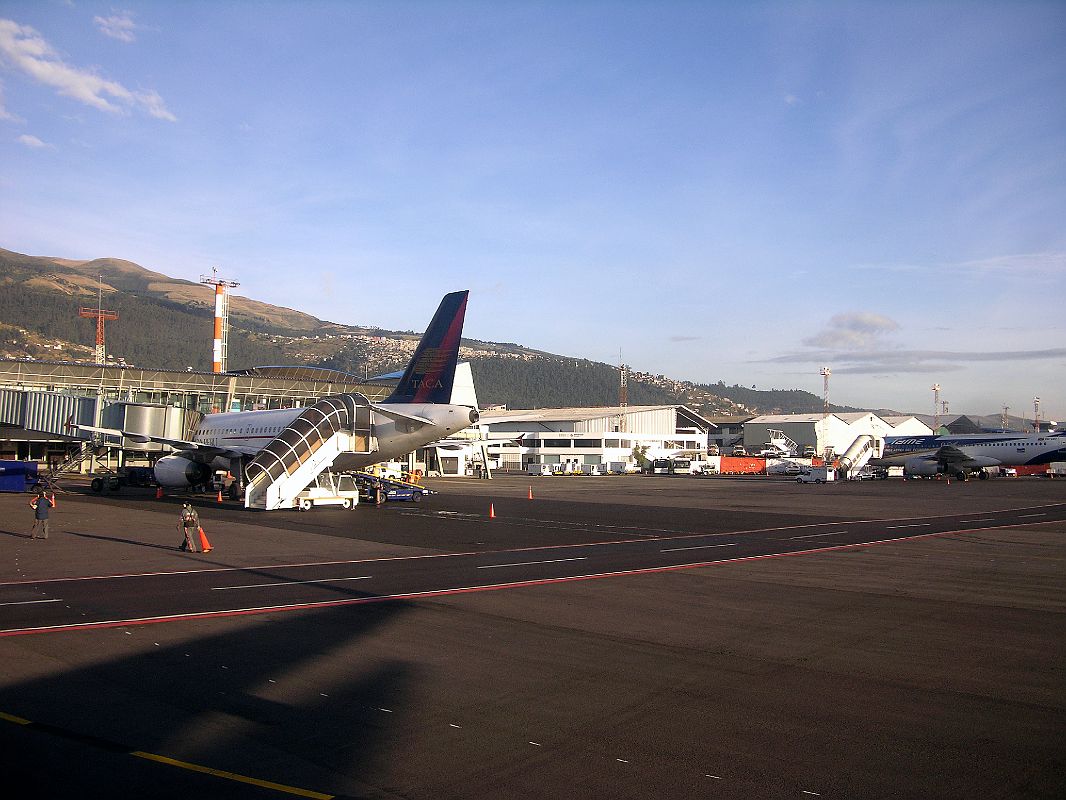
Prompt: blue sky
<box><xmin>1</xmin><ymin>1</ymin><xmax>1063</xmax><ymax>418</ymax></box>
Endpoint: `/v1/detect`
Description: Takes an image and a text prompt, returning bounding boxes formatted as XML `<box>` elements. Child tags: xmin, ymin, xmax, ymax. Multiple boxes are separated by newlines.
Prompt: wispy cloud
<box><xmin>16</xmin><ymin>133</ymin><xmax>49</xmax><ymax>148</ymax></box>
<box><xmin>854</xmin><ymin>252</ymin><xmax>1066</xmax><ymax>278</ymax></box>
<box><xmin>767</xmin><ymin>346</ymin><xmax>1066</xmax><ymax>375</ymax></box>
<box><xmin>670</xmin><ymin>335</ymin><xmax>702</xmax><ymax>342</ymax></box>
<box><xmin>802</xmin><ymin>312</ymin><xmax>899</xmax><ymax>350</ymax></box>
<box><xmin>0</xmin><ymin>18</ymin><xmax>176</xmax><ymax>121</ymax></box>
<box><xmin>94</xmin><ymin>13</ymin><xmax>137</xmax><ymax>43</ymax></box>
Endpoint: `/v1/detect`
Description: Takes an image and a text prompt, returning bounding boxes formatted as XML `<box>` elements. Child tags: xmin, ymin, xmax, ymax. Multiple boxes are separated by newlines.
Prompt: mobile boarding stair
<box><xmin>837</xmin><ymin>434</ymin><xmax>876</xmax><ymax>478</ymax></box>
<box><xmin>244</xmin><ymin>394</ymin><xmax>376</xmax><ymax>511</ymax></box>
<box><xmin>767</xmin><ymin>429</ymin><xmax>799</xmax><ymax>457</ymax></box>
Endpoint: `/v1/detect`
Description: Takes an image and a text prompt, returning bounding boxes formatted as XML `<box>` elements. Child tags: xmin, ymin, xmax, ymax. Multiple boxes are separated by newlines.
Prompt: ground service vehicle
<box><xmin>797</xmin><ymin>466</ymin><xmax>835</xmax><ymax>483</ymax></box>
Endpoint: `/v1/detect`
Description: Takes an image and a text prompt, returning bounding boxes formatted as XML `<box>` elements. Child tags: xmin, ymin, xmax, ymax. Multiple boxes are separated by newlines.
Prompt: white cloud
<box><xmin>94</xmin><ymin>13</ymin><xmax>137</xmax><ymax>43</ymax></box>
<box><xmin>802</xmin><ymin>312</ymin><xmax>900</xmax><ymax>350</ymax></box>
<box><xmin>17</xmin><ymin>133</ymin><xmax>49</xmax><ymax>147</ymax></box>
<box><xmin>783</xmin><ymin>93</ymin><xmax>801</xmax><ymax>106</ymax></box>
<box><xmin>0</xmin><ymin>18</ymin><xmax>176</xmax><ymax>121</ymax></box>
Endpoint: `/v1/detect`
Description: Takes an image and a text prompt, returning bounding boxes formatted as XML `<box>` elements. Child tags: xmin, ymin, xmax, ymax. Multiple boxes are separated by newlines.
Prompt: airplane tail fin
<box><xmin>383</xmin><ymin>291</ymin><xmax>469</xmax><ymax>405</ymax></box>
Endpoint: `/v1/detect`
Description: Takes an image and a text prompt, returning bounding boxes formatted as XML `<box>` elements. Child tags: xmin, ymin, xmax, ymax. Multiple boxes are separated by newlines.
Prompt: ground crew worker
<box><xmin>29</xmin><ymin>490</ymin><xmax>55</xmax><ymax>539</ymax></box>
<box><xmin>178</xmin><ymin>502</ymin><xmax>201</xmax><ymax>552</ymax></box>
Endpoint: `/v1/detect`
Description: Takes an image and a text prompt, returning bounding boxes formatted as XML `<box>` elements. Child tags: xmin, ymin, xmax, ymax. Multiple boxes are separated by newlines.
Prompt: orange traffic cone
<box><xmin>528</xmin><ymin>485</ymin><xmax>534</xmax><ymax>500</ymax></box>
<box><xmin>155</xmin><ymin>487</ymin><xmax>163</xmax><ymax>499</ymax></box>
<box><xmin>217</xmin><ymin>489</ymin><xmax>224</xmax><ymax>502</ymax></box>
<box><xmin>198</xmin><ymin>526</ymin><xmax>213</xmax><ymax>553</ymax></box>
<box><xmin>489</xmin><ymin>503</ymin><xmax>496</xmax><ymax>519</ymax></box>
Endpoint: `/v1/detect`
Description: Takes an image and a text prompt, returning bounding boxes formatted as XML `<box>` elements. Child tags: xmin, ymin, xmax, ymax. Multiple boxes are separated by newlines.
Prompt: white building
<box><xmin>743</xmin><ymin>412</ymin><xmax>930</xmax><ymax>459</ymax></box>
<box><xmin>422</xmin><ymin>405</ymin><xmax>715</xmax><ymax>475</ymax></box>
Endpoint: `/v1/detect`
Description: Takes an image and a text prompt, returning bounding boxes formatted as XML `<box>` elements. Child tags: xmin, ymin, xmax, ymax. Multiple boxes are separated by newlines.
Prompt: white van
<box><xmin>796</xmin><ymin>466</ymin><xmax>835</xmax><ymax>483</ymax></box>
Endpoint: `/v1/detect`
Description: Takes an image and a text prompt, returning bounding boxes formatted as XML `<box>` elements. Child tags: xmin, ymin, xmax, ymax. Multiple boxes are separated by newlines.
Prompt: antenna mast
<box><xmin>200</xmin><ymin>268</ymin><xmax>240</xmax><ymax>373</ymax></box>
<box><xmin>932</xmin><ymin>384</ymin><xmax>941</xmax><ymax>433</ymax></box>
<box><xmin>1034</xmin><ymin>396</ymin><xmax>1041</xmax><ymax>433</ymax></box>
<box><xmin>618</xmin><ymin>355</ymin><xmax>628</xmax><ymax>433</ymax></box>
<box><xmin>1001</xmin><ymin>404</ymin><xmax>1010</xmax><ymax>433</ymax></box>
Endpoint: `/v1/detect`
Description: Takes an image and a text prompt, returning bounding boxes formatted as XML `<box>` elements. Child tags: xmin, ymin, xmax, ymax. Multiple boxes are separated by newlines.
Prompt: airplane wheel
<box><xmin>978</xmin><ymin>471</ymin><xmax>989</xmax><ymax>480</ymax></box>
<box><xmin>956</xmin><ymin>471</ymin><xmax>967</xmax><ymax>481</ymax></box>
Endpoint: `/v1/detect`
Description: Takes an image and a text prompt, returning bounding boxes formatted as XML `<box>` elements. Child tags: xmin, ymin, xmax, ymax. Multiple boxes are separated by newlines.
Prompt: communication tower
<box><xmin>1001</xmin><ymin>405</ymin><xmax>1010</xmax><ymax>433</ymax></box>
<box><xmin>618</xmin><ymin>361</ymin><xmax>629</xmax><ymax>433</ymax></box>
<box><xmin>819</xmin><ymin>366</ymin><xmax>831</xmax><ymax>457</ymax></box>
<box><xmin>200</xmin><ymin>268</ymin><xmax>240</xmax><ymax>373</ymax></box>
<box><xmin>1034</xmin><ymin>396</ymin><xmax>1041</xmax><ymax>433</ymax></box>
<box><xmin>932</xmin><ymin>384</ymin><xmax>941</xmax><ymax>433</ymax></box>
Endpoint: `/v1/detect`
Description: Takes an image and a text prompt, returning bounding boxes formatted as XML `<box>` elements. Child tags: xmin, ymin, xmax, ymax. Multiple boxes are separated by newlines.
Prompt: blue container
<box><xmin>0</xmin><ymin>461</ymin><xmax>38</xmax><ymax>493</ymax></box>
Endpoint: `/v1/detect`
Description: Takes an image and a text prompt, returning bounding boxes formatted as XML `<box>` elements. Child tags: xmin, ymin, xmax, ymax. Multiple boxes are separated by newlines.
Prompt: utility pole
<box><xmin>200</xmin><ymin>268</ymin><xmax>240</xmax><ymax>373</ymax></box>
<box><xmin>820</xmin><ymin>366</ymin><xmax>831</xmax><ymax>457</ymax></box>
<box><xmin>78</xmin><ymin>275</ymin><xmax>118</xmax><ymax>364</ymax></box>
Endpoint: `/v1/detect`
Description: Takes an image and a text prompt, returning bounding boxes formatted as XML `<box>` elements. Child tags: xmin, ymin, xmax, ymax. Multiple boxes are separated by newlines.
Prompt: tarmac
<box><xmin>1</xmin><ymin>474</ymin><xmax>1063</xmax><ymax>799</ymax></box>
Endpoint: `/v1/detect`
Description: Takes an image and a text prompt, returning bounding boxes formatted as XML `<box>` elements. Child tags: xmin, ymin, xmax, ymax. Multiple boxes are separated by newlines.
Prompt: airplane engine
<box><xmin>903</xmin><ymin>457</ymin><xmax>940</xmax><ymax>478</ymax></box>
<box><xmin>154</xmin><ymin>455</ymin><xmax>213</xmax><ymax>489</ymax></box>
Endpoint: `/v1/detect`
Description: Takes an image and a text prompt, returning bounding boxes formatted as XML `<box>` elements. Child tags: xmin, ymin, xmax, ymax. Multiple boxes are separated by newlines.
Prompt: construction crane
<box><xmin>200</xmin><ymin>268</ymin><xmax>240</xmax><ymax>373</ymax></box>
<box><xmin>78</xmin><ymin>278</ymin><xmax>118</xmax><ymax>364</ymax></box>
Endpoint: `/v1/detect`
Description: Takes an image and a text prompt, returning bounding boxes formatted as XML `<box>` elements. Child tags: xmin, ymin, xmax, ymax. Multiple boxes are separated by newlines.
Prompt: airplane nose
<box><xmin>469</xmin><ymin>409</ymin><xmax>480</xmax><ymax>425</ymax></box>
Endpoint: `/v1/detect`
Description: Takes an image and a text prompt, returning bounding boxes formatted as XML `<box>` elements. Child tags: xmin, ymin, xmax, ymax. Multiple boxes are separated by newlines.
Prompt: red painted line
<box><xmin>0</xmin><ymin>524</ymin><xmax>1034</xmax><ymax>638</ymax></box>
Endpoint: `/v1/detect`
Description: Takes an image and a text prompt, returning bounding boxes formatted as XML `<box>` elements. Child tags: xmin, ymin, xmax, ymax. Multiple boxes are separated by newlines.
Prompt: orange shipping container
<box><xmin>719</xmin><ymin>456</ymin><xmax>766</xmax><ymax>475</ymax></box>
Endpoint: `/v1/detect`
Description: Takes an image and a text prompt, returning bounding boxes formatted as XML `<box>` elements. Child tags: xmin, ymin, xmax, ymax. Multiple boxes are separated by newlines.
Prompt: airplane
<box><xmin>873</xmin><ymin>430</ymin><xmax>1066</xmax><ymax>480</ymax></box>
<box><xmin>79</xmin><ymin>291</ymin><xmax>479</xmax><ymax>496</ymax></box>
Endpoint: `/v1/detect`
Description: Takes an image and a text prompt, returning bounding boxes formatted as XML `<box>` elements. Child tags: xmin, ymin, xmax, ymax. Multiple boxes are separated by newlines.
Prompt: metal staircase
<box><xmin>837</xmin><ymin>434</ymin><xmax>875</xmax><ymax>477</ymax></box>
<box><xmin>767</xmin><ymin>429</ymin><xmax>798</xmax><ymax>456</ymax></box>
<box><xmin>244</xmin><ymin>394</ymin><xmax>375</xmax><ymax>511</ymax></box>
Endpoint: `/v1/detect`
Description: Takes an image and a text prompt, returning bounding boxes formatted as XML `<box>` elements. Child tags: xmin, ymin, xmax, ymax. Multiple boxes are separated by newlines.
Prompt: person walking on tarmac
<box><xmin>29</xmin><ymin>490</ymin><xmax>56</xmax><ymax>539</ymax></box>
<box><xmin>178</xmin><ymin>503</ymin><xmax>202</xmax><ymax>552</ymax></box>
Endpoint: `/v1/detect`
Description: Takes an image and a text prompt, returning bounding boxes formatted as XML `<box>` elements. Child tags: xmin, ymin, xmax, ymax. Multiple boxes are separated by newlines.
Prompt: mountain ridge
<box><xmin>1</xmin><ymin>246</ymin><xmax>872</xmax><ymax>417</ymax></box>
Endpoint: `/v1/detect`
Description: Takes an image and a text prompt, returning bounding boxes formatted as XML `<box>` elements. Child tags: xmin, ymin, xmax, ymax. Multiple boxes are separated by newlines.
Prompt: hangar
<box><xmin>743</xmin><ymin>412</ymin><xmax>934</xmax><ymax>459</ymax></box>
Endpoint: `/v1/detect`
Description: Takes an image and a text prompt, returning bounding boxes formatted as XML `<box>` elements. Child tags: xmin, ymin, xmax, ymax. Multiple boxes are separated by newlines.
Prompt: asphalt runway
<box><xmin>1</xmin><ymin>475</ymin><xmax>1064</xmax><ymax>799</ymax></box>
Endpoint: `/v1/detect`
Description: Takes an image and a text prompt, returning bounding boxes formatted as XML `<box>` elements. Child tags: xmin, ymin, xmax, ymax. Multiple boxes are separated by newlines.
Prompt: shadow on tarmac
<box><xmin>0</xmin><ymin>598</ymin><xmax>416</xmax><ymax>799</ymax></box>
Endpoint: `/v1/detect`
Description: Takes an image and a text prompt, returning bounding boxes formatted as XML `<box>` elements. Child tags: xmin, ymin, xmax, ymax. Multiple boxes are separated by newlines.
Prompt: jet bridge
<box><xmin>244</xmin><ymin>393</ymin><xmax>375</xmax><ymax>511</ymax></box>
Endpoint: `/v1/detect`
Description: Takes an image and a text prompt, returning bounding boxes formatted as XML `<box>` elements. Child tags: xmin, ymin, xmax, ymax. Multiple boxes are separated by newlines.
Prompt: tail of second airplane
<box><xmin>382</xmin><ymin>290</ymin><xmax>469</xmax><ymax>405</ymax></box>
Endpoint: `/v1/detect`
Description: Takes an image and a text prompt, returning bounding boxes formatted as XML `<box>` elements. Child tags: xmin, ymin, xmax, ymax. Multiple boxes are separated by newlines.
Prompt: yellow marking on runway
<box><xmin>132</xmin><ymin>752</ymin><xmax>335</xmax><ymax>799</ymax></box>
<box><xmin>1</xmin><ymin>707</ymin><xmax>334</xmax><ymax>798</ymax></box>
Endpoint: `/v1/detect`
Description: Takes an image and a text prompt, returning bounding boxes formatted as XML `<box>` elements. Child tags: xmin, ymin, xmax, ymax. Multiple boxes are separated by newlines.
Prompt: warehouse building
<box><xmin>742</xmin><ymin>412</ymin><xmax>933</xmax><ymax>459</ymax></box>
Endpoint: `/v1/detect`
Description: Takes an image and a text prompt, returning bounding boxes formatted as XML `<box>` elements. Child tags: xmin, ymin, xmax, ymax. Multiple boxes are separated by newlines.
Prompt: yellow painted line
<box><xmin>130</xmin><ymin>752</ymin><xmax>335</xmax><ymax>799</ymax></box>
<box><xmin>1</xmin><ymin>708</ymin><xmax>334</xmax><ymax>799</ymax></box>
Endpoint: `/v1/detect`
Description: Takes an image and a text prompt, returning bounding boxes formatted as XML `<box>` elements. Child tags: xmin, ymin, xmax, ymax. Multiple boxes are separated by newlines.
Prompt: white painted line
<box><xmin>477</xmin><ymin>557</ymin><xmax>588</xmax><ymax>570</ymax></box>
<box><xmin>1019</xmin><ymin>513</ymin><xmax>1047</xmax><ymax>518</ymax></box>
<box><xmin>528</xmin><ymin>741</ymin><xmax>541</xmax><ymax>746</ymax></box>
<box><xmin>449</xmin><ymin>723</ymin><xmax>462</xmax><ymax>729</ymax></box>
<box><xmin>885</xmin><ymin>523</ymin><xmax>930</xmax><ymax>529</ymax></box>
<box><xmin>705</xmin><ymin>774</ymin><xmax>721</xmax><ymax>779</ymax></box>
<box><xmin>212</xmin><ymin>576</ymin><xmax>372</xmax><ymax>590</ymax></box>
<box><xmin>0</xmin><ymin>599</ymin><xmax>62</xmax><ymax>607</ymax></box>
<box><xmin>660</xmin><ymin>543</ymin><xmax>737</xmax><ymax>552</ymax></box>
<box><xmin>616</xmin><ymin>758</ymin><xmax>629</xmax><ymax>763</ymax></box>
<box><xmin>960</xmin><ymin>518</ymin><xmax>996</xmax><ymax>523</ymax></box>
<box><xmin>802</xmin><ymin>792</ymin><xmax>821</xmax><ymax>797</ymax></box>
<box><xmin>789</xmin><ymin>531</ymin><xmax>849</xmax><ymax>540</ymax></box>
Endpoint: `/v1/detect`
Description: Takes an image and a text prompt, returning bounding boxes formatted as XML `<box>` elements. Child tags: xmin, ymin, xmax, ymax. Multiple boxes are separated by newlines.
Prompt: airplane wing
<box><xmin>935</xmin><ymin>445</ymin><xmax>1000</xmax><ymax>469</ymax></box>
<box><xmin>76</xmin><ymin>424</ymin><xmax>238</xmax><ymax>458</ymax></box>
